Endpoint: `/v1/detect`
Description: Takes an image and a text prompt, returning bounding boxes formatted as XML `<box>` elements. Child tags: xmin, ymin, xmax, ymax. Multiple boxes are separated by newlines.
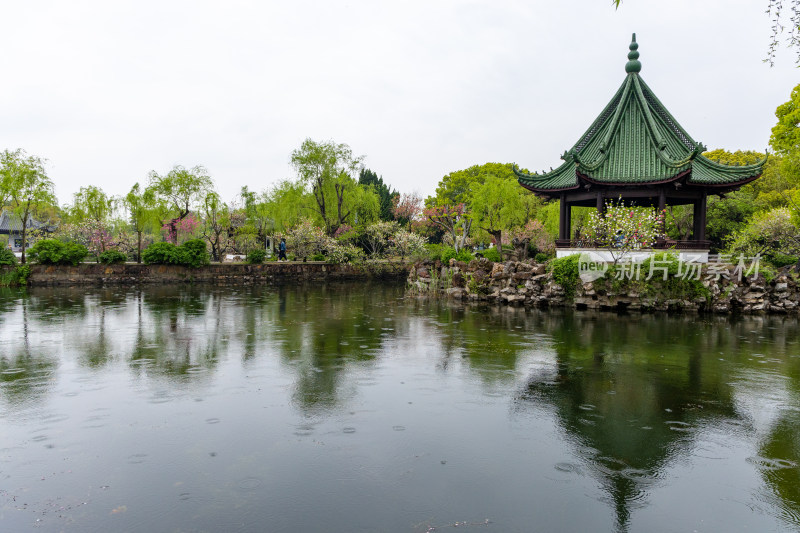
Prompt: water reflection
<box><xmin>0</xmin><ymin>285</ymin><xmax>799</xmax><ymax>532</ymax></box>
<box><xmin>510</xmin><ymin>312</ymin><xmax>800</xmax><ymax>532</ymax></box>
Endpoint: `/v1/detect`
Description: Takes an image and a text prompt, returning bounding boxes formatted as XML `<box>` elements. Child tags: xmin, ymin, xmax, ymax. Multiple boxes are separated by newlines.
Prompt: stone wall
<box><xmin>3</xmin><ymin>262</ymin><xmax>410</xmax><ymax>286</ymax></box>
<box><xmin>407</xmin><ymin>258</ymin><xmax>800</xmax><ymax>315</ymax></box>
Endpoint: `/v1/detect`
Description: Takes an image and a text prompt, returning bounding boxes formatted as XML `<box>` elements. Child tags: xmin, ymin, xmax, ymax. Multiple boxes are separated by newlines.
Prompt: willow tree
<box><xmin>0</xmin><ymin>149</ymin><xmax>56</xmax><ymax>263</ymax></box>
<box><xmin>148</xmin><ymin>165</ymin><xmax>213</xmax><ymax>243</ymax></box>
<box><xmin>290</xmin><ymin>139</ymin><xmax>365</xmax><ymax>235</ymax></box>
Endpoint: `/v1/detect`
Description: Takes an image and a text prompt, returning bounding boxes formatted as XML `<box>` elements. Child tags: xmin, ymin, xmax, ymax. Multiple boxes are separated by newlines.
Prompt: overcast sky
<box><xmin>1</xmin><ymin>0</ymin><xmax>797</xmax><ymax>205</ymax></box>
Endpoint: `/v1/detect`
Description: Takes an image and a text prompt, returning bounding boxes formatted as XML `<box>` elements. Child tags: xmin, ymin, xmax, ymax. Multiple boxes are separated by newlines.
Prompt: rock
<box><xmin>446</xmin><ymin>287</ymin><xmax>466</xmax><ymax>299</ymax></box>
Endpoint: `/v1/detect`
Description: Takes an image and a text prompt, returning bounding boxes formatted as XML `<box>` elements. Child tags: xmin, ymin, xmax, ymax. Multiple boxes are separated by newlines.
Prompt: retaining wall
<box><xmin>3</xmin><ymin>262</ymin><xmax>410</xmax><ymax>286</ymax></box>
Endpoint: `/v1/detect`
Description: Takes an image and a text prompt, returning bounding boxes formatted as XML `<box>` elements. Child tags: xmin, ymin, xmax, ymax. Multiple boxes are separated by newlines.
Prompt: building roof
<box><xmin>515</xmin><ymin>34</ymin><xmax>765</xmax><ymax>196</ymax></box>
<box><xmin>0</xmin><ymin>209</ymin><xmax>52</xmax><ymax>234</ymax></box>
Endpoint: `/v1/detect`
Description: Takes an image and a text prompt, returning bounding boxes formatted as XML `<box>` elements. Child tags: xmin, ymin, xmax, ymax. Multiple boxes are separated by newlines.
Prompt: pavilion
<box><xmin>514</xmin><ymin>34</ymin><xmax>765</xmax><ymax>258</ymax></box>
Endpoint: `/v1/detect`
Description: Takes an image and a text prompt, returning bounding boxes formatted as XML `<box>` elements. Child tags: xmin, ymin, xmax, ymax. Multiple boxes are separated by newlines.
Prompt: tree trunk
<box><xmin>137</xmin><ymin>231</ymin><xmax>142</xmax><ymax>263</ymax></box>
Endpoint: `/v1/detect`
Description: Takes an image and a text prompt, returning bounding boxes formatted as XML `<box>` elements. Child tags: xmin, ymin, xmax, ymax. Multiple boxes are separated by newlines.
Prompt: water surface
<box><xmin>0</xmin><ymin>283</ymin><xmax>799</xmax><ymax>532</ymax></box>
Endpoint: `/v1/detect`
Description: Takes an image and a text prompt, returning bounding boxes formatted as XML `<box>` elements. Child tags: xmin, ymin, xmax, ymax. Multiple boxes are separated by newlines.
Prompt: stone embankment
<box><xmin>407</xmin><ymin>258</ymin><xmax>800</xmax><ymax>314</ymax></box>
<box><xmin>6</xmin><ymin>262</ymin><xmax>410</xmax><ymax>287</ymax></box>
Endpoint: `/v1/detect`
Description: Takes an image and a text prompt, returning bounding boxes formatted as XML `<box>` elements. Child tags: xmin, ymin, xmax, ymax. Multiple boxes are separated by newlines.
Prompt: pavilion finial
<box><xmin>625</xmin><ymin>33</ymin><xmax>641</xmax><ymax>74</ymax></box>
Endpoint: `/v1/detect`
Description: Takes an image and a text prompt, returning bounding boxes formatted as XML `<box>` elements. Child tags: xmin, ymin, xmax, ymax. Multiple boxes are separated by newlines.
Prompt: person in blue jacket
<box><xmin>278</xmin><ymin>238</ymin><xmax>287</xmax><ymax>261</ymax></box>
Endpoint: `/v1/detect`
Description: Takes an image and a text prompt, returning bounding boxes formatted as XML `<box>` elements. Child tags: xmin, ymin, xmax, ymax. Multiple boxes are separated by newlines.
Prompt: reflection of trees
<box><xmin>132</xmin><ymin>286</ymin><xmax>221</xmax><ymax>379</ymax></box>
<box><xmin>0</xmin><ymin>296</ymin><xmax>58</xmax><ymax>409</ymax></box>
<box><xmin>271</xmin><ymin>283</ymin><xmax>404</xmax><ymax>412</ymax></box>
<box><xmin>514</xmin><ymin>312</ymin><xmax>743</xmax><ymax>532</ymax></box>
<box><xmin>758</xmin><ymin>410</ymin><xmax>800</xmax><ymax>527</ymax></box>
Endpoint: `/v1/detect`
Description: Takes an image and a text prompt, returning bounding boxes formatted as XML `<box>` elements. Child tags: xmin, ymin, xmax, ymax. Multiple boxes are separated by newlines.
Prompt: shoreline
<box><xmin>1</xmin><ymin>261</ymin><xmax>411</xmax><ymax>287</ymax></box>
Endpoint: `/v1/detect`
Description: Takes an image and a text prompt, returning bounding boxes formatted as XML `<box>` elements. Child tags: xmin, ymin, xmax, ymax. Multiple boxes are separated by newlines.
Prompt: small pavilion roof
<box><xmin>515</xmin><ymin>34</ymin><xmax>765</xmax><ymax>196</ymax></box>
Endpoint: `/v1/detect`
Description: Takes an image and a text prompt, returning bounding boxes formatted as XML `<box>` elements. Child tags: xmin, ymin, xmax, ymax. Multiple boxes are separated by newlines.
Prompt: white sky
<box><xmin>1</xmin><ymin>0</ymin><xmax>797</xmax><ymax>206</ymax></box>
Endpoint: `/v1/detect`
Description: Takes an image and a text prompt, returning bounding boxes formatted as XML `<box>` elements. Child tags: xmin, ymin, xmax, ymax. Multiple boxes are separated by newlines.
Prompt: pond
<box><xmin>0</xmin><ymin>283</ymin><xmax>799</xmax><ymax>532</ymax></box>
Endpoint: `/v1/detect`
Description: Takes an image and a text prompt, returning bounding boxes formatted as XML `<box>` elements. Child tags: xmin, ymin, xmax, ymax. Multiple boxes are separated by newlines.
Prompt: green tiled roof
<box><xmin>516</xmin><ymin>35</ymin><xmax>764</xmax><ymax>193</ymax></box>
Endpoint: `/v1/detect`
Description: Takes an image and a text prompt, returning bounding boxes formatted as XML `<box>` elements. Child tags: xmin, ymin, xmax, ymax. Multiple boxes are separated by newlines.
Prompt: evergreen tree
<box><xmin>359</xmin><ymin>168</ymin><xmax>398</xmax><ymax>222</ymax></box>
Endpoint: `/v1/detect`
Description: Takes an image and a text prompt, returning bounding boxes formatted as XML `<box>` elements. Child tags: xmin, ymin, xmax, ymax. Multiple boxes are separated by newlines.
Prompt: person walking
<box><xmin>278</xmin><ymin>238</ymin><xmax>287</xmax><ymax>261</ymax></box>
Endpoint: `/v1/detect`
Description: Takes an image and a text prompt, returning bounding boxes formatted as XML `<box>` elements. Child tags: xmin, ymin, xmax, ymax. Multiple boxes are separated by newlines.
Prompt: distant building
<box><xmin>0</xmin><ymin>210</ymin><xmax>55</xmax><ymax>252</ymax></box>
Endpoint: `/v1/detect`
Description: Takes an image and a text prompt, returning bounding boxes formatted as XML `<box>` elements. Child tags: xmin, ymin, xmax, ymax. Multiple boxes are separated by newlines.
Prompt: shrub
<box><xmin>0</xmin><ymin>264</ymin><xmax>30</xmax><ymax>287</ymax></box>
<box><xmin>142</xmin><ymin>242</ymin><xmax>183</xmax><ymax>265</ymax></box>
<box><xmin>28</xmin><ymin>239</ymin><xmax>88</xmax><ymax>265</ymax></box>
<box><xmin>766</xmin><ymin>253</ymin><xmax>798</xmax><ymax>269</ymax></box>
<box><xmin>480</xmin><ymin>247</ymin><xmax>502</xmax><ymax>262</ymax></box>
<box><xmin>535</xmin><ymin>252</ymin><xmax>551</xmax><ymax>263</ymax></box>
<box><xmin>327</xmin><ymin>244</ymin><xmax>364</xmax><ymax>264</ymax></box>
<box><xmin>246</xmin><ymin>249</ymin><xmax>267</xmax><ymax>264</ymax></box>
<box><xmin>549</xmin><ymin>253</ymin><xmax>581</xmax><ymax>297</ymax></box>
<box><xmin>0</xmin><ymin>248</ymin><xmax>17</xmax><ymax>265</ymax></box>
<box><xmin>425</xmin><ymin>243</ymin><xmax>445</xmax><ymax>261</ymax></box>
<box><xmin>440</xmin><ymin>247</ymin><xmax>474</xmax><ymax>263</ymax></box>
<box><xmin>311</xmin><ymin>253</ymin><xmax>326</xmax><ymax>261</ymax></box>
<box><xmin>98</xmin><ymin>250</ymin><xmax>128</xmax><ymax>264</ymax></box>
<box><xmin>142</xmin><ymin>240</ymin><xmax>209</xmax><ymax>267</ymax></box>
<box><xmin>179</xmin><ymin>239</ymin><xmax>210</xmax><ymax>268</ymax></box>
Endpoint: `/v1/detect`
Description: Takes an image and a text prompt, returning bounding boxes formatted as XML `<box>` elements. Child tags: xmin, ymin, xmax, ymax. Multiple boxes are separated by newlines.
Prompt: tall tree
<box><xmin>470</xmin><ymin>176</ymin><xmax>528</xmax><ymax>258</ymax></box>
<box><xmin>239</xmin><ymin>186</ymin><xmax>274</xmax><ymax>248</ymax></box>
<box><xmin>358</xmin><ymin>168</ymin><xmax>398</xmax><ymax>221</ymax></box>
<box><xmin>290</xmin><ymin>139</ymin><xmax>364</xmax><ymax>235</ymax></box>
<box><xmin>148</xmin><ymin>165</ymin><xmax>213</xmax><ymax>243</ymax></box>
<box><xmin>200</xmin><ymin>191</ymin><xmax>231</xmax><ymax>261</ymax></box>
<box><xmin>123</xmin><ymin>183</ymin><xmax>159</xmax><ymax>263</ymax></box>
<box><xmin>0</xmin><ymin>149</ymin><xmax>56</xmax><ymax>263</ymax></box>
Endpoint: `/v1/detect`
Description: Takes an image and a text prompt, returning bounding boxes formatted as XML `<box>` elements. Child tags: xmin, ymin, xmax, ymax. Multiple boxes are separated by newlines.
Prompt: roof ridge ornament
<box><xmin>625</xmin><ymin>33</ymin><xmax>641</xmax><ymax>74</ymax></box>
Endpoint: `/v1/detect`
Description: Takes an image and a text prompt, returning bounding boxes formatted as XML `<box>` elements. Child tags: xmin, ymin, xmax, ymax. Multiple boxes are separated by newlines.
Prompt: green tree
<box><xmin>290</xmin><ymin>139</ymin><xmax>374</xmax><ymax>235</ymax></box>
<box><xmin>239</xmin><ymin>186</ymin><xmax>274</xmax><ymax>248</ymax></box>
<box><xmin>359</xmin><ymin>168</ymin><xmax>398</xmax><ymax>221</ymax></box>
<box><xmin>200</xmin><ymin>191</ymin><xmax>231</xmax><ymax>261</ymax></box>
<box><xmin>771</xmin><ymin>84</ymin><xmax>800</xmax><ymax>185</ymax></box>
<box><xmin>0</xmin><ymin>149</ymin><xmax>57</xmax><ymax>263</ymax></box>
<box><xmin>148</xmin><ymin>165</ymin><xmax>213</xmax><ymax>243</ymax></box>
<box><xmin>124</xmin><ymin>183</ymin><xmax>160</xmax><ymax>263</ymax></box>
<box><xmin>470</xmin><ymin>176</ymin><xmax>528</xmax><ymax>258</ymax></box>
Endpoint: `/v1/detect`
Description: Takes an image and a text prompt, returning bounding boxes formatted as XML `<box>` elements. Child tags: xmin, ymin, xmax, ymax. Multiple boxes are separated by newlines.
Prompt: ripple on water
<box><xmin>185</xmin><ymin>366</ymin><xmax>207</xmax><ymax>375</ymax></box>
<box><xmin>392</xmin><ymin>425</ymin><xmax>406</xmax><ymax>431</ymax></box>
<box><xmin>205</xmin><ymin>418</ymin><xmax>221</xmax><ymax>424</ymax></box>
<box><xmin>1</xmin><ymin>368</ymin><xmax>25</xmax><ymax>376</ymax></box>
<box><xmin>127</xmin><ymin>454</ymin><xmax>148</xmax><ymax>464</ymax></box>
<box><xmin>554</xmin><ymin>462</ymin><xmax>582</xmax><ymax>474</ymax></box>
<box><xmin>343</xmin><ymin>427</ymin><xmax>356</xmax><ymax>434</ymax></box>
<box><xmin>236</xmin><ymin>477</ymin><xmax>263</xmax><ymax>491</ymax></box>
<box><xmin>665</xmin><ymin>420</ymin><xmax>694</xmax><ymax>433</ymax></box>
<box><xmin>293</xmin><ymin>424</ymin><xmax>314</xmax><ymax>437</ymax></box>
<box><xmin>746</xmin><ymin>455</ymin><xmax>798</xmax><ymax>472</ymax></box>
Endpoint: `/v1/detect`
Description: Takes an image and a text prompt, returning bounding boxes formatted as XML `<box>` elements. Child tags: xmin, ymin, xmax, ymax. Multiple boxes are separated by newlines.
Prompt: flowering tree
<box><xmin>585</xmin><ymin>198</ymin><xmax>665</xmax><ymax>264</ymax></box>
<box><xmin>162</xmin><ymin>213</ymin><xmax>200</xmax><ymax>245</ymax></box>
<box><xmin>503</xmin><ymin>220</ymin><xmax>555</xmax><ymax>256</ymax></box>
<box><xmin>363</xmin><ymin>221</ymin><xmax>400</xmax><ymax>258</ymax></box>
<box><xmin>424</xmin><ymin>203</ymin><xmax>472</xmax><ymax>252</ymax></box>
<box><xmin>392</xmin><ymin>192</ymin><xmax>423</xmax><ymax>228</ymax></box>
<box><xmin>390</xmin><ymin>229</ymin><xmax>427</xmax><ymax>261</ymax></box>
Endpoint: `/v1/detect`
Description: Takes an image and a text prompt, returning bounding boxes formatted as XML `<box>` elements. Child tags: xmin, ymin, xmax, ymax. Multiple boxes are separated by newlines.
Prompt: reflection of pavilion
<box><xmin>514</xmin><ymin>313</ymin><xmax>740</xmax><ymax>531</ymax></box>
<box><xmin>515</xmin><ymin>35</ymin><xmax>764</xmax><ymax>257</ymax></box>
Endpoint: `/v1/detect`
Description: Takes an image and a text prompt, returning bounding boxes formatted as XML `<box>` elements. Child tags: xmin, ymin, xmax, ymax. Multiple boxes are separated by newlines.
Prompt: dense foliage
<box><xmin>0</xmin><ymin>248</ymin><xmax>17</xmax><ymax>265</ymax></box>
<box><xmin>98</xmin><ymin>250</ymin><xmax>128</xmax><ymax>264</ymax></box>
<box><xmin>27</xmin><ymin>239</ymin><xmax>88</xmax><ymax>265</ymax></box>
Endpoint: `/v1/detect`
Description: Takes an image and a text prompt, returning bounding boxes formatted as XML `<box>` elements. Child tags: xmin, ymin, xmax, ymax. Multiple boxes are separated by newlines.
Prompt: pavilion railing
<box><xmin>555</xmin><ymin>239</ymin><xmax>711</xmax><ymax>250</ymax></box>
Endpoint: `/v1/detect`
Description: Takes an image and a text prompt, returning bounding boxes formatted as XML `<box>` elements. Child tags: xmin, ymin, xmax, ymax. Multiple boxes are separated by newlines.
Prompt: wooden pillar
<box><xmin>559</xmin><ymin>194</ymin><xmax>568</xmax><ymax>240</ymax></box>
<box><xmin>658</xmin><ymin>189</ymin><xmax>666</xmax><ymax>235</ymax></box>
<box><xmin>566</xmin><ymin>203</ymin><xmax>572</xmax><ymax>239</ymax></box>
<box><xmin>693</xmin><ymin>193</ymin><xmax>707</xmax><ymax>242</ymax></box>
<box><xmin>596</xmin><ymin>192</ymin><xmax>604</xmax><ymax>214</ymax></box>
